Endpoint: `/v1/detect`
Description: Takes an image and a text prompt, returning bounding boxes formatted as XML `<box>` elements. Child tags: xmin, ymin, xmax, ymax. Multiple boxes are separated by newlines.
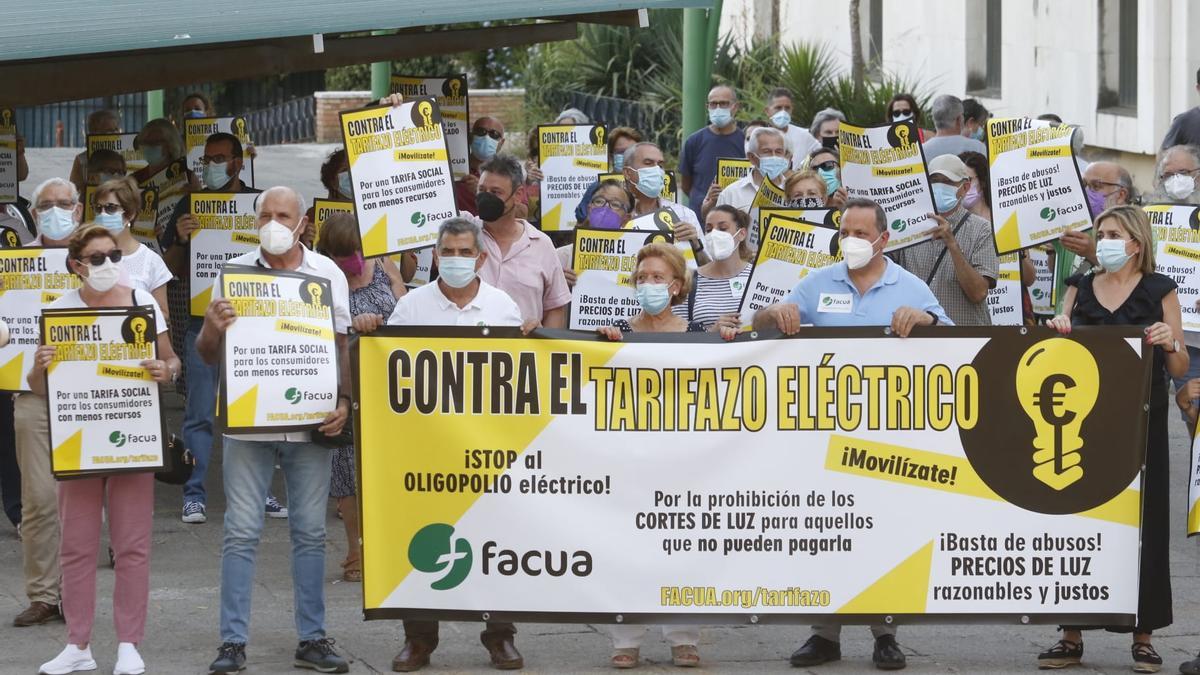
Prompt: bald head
<box><xmin>257</xmin><ymin>186</ymin><xmax>306</xmax><ymax>228</ymax></box>
<box><xmin>1083</xmin><ymin>161</ymin><xmax>1134</xmax><ymax>205</ymax></box>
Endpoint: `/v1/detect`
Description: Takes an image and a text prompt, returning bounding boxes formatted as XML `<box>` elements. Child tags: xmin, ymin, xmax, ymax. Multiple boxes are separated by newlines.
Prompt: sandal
<box><xmin>341</xmin><ymin>553</ymin><xmax>362</xmax><ymax>583</ymax></box>
<box><xmin>610</xmin><ymin>647</ymin><xmax>638</xmax><ymax>669</ymax></box>
<box><xmin>671</xmin><ymin>644</ymin><xmax>700</xmax><ymax>668</ymax></box>
<box><xmin>1132</xmin><ymin>642</ymin><xmax>1162</xmax><ymax>673</ymax></box>
<box><xmin>1037</xmin><ymin>639</ymin><xmax>1082</xmax><ymax>669</ymax></box>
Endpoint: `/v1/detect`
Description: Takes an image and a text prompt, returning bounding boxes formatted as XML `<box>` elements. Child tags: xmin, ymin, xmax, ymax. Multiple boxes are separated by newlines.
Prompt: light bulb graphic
<box><xmin>1016</xmin><ymin>338</ymin><xmax>1099</xmax><ymax>491</ymax></box>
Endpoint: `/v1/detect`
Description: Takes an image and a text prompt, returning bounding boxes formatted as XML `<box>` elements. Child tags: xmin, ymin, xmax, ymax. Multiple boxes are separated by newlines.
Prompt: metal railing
<box><xmin>243</xmin><ymin>97</ymin><xmax>316</xmax><ymax>145</ymax></box>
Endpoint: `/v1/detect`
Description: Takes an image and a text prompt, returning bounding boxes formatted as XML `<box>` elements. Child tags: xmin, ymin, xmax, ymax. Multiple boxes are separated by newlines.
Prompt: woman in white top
<box><xmin>90</xmin><ymin>177</ymin><xmax>173</xmax><ymax>323</ymax></box>
<box><xmin>673</xmin><ymin>204</ymin><xmax>753</xmax><ymax>332</ymax></box>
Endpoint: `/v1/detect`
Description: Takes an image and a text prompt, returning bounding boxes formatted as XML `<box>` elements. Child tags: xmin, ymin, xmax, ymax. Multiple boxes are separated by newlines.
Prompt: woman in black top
<box><xmin>1039</xmin><ymin>205</ymin><xmax>1188</xmax><ymax>673</ymax></box>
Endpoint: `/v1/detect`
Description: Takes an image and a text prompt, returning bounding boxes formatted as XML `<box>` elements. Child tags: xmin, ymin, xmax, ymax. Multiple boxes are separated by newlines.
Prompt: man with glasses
<box><xmin>456</xmin><ymin>116</ymin><xmax>511</xmax><ymax>216</ymax></box>
<box><xmin>1149</xmin><ymin>145</ymin><xmax>1200</xmax><ymax>405</ymax></box>
<box><xmin>680</xmin><ymin>85</ymin><xmax>744</xmax><ymax>218</ymax></box>
<box><xmin>159</xmin><ymin>132</ymin><xmax>265</xmax><ymax>526</ymax></box>
<box><xmin>1058</xmin><ymin>161</ymin><xmax>1137</xmax><ymax>271</ymax></box>
<box><xmin>624</xmin><ymin>142</ymin><xmax>710</xmax><ymax>265</ymax></box>
<box><xmin>712</xmin><ymin>126</ymin><xmax>792</xmax><ymax>215</ymax></box>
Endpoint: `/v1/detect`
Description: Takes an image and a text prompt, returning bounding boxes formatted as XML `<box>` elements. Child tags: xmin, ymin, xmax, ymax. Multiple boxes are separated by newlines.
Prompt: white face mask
<box><xmin>704</xmin><ymin>229</ymin><xmax>738</xmax><ymax>261</ymax></box>
<box><xmin>841</xmin><ymin>234</ymin><xmax>881</xmax><ymax>270</ymax></box>
<box><xmin>1165</xmin><ymin>173</ymin><xmax>1197</xmax><ymax>201</ymax></box>
<box><xmin>258</xmin><ymin>219</ymin><xmax>297</xmax><ymax>256</ymax></box>
<box><xmin>85</xmin><ymin>259</ymin><xmax>121</xmax><ymax>292</ymax></box>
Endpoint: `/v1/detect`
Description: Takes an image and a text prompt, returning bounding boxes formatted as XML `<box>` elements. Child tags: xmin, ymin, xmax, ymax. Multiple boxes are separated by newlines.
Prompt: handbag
<box><xmin>154</xmin><ymin>434</ymin><xmax>194</xmax><ymax>485</ymax></box>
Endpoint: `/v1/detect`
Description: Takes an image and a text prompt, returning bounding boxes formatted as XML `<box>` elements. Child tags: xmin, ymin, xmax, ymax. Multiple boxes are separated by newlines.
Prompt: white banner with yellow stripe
<box><xmin>537</xmin><ymin>124</ymin><xmax>608</xmax><ymax>232</ymax></box>
<box><xmin>217</xmin><ymin>265</ymin><xmax>337</xmax><ymax>433</ymax></box>
<box><xmin>42</xmin><ymin>305</ymin><xmax>164</xmax><ymax>478</ymax></box>
<box><xmin>188</xmin><ymin>193</ymin><xmax>261</xmax><ymax>316</ymax></box>
<box><xmin>355</xmin><ymin>326</ymin><xmax>1147</xmax><ymax>624</ymax></box>
<box><xmin>340</xmin><ymin>99</ymin><xmax>457</xmax><ymax>257</ymax></box>
<box><xmin>0</xmin><ymin>248</ymin><xmax>80</xmax><ymax>391</ymax></box>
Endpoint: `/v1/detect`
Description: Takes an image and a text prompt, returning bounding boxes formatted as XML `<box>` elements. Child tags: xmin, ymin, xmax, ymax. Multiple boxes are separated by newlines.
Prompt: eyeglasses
<box><xmin>36</xmin><ymin>200</ymin><xmax>76</xmax><ymax>211</ymax></box>
<box><xmin>706</xmin><ymin>100</ymin><xmax>735</xmax><ymax>109</ymax></box>
<box><xmin>77</xmin><ymin>250</ymin><xmax>123</xmax><ymax>266</ymax></box>
<box><xmin>811</xmin><ymin>160</ymin><xmax>838</xmax><ymax>172</ymax></box>
<box><xmin>589</xmin><ymin>197</ymin><xmax>629</xmax><ymax>213</ymax></box>
<box><xmin>200</xmin><ymin>154</ymin><xmax>235</xmax><ymax>164</ymax></box>
<box><xmin>1083</xmin><ymin>179</ymin><xmax>1121</xmax><ymax>191</ymax></box>
<box><xmin>754</xmin><ymin>149</ymin><xmax>788</xmax><ymax>158</ymax></box>
<box><xmin>1162</xmin><ymin>168</ymin><xmax>1200</xmax><ymax>180</ymax></box>
<box><xmin>472</xmin><ymin>128</ymin><xmax>503</xmax><ymax>140</ymax></box>
<box><xmin>95</xmin><ymin>202</ymin><xmax>124</xmax><ymax>215</ymax></box>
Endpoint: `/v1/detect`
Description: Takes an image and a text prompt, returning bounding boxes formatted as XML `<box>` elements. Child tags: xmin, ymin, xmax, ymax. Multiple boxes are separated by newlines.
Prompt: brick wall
<box><xmin>314</xmin><ymin>88</ymin><xmax>528</xmax><ymax>149</ymax></box>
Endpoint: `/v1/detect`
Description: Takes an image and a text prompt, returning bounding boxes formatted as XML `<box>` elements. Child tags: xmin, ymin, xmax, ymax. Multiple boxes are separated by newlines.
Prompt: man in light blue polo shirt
<box><xmin>752</xmin><ymin>197</ymin><xmax>949</xmax><ymax>671</ymax></box>
<box><xmin>753</xmin><ymin>198</ymin><xmax>951</xmax><ymax>336</ymax></box>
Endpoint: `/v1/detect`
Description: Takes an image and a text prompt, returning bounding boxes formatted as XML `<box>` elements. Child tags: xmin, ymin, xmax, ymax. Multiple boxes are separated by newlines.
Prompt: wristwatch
<box><xmin>1170</xmin><ymin>338</ymin><xmax>1180</xmax><ymax>354</ymax></box>
<box><xmin>926</xmin><ymin>311</ymin><xmax>939</xmax><ymax>326</ymax></box>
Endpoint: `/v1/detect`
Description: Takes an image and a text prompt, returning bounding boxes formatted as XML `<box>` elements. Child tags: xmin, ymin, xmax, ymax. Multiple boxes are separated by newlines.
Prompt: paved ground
<box><xmin>4</xmin><ymin>146</ymin><xmax>1200</xmax><ymax>673</ymax></box>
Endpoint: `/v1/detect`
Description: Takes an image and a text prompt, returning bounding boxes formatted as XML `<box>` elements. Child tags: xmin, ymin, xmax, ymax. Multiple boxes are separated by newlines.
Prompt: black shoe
<box><xmin>1036</xmin><ymin>639</ymin><xmax>1082</xmax><ymax>669</ymax></box>
<box><xmin>873</xmin><ymin>635</ymin><xmax>906</xmax><ymax>670</ymax></box>
<box><xmin>1181</xmin><ymin>651</ymin><xmax>1200</xmax><ymax>675</ymax></box>
<box><xmin>209</xmin><ymin>642</ymin><xmax>247</xmax><ymax>674</ymax></box>
<box><xmin>295</xmin><ymin>637</ymin><xmax>349</xmax><ymax>673</ymax></box>
<box><xmin>789</xmin><ymin>635</ymin><xmax>841</xmax><ymax>667</ymax></box>
<box><xmin>1131</xmin><ymin>642</ymin><xmax>1161</xmax><ymax>673</ymax></box>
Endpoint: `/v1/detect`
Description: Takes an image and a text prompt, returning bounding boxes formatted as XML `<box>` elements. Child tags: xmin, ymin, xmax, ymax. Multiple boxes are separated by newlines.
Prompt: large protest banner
<box><xmin>537</xmin><ymin>124</ymin><xmax>608</xmax><ymax>231</ymax></box>
<box><xmin>716</xmin><ymin>158</ymin><xmax>753</xmax><ymax>189</ymax></box>
<box><xmin>0</xmin><ymin>248</ymin><xmax>80</xmax><ymax>391</ymax></box>
<box><xmin>569</xmin><ymin>228</ymin><xmax>669</xmax><ymax>330</ymax></box>
<box><xmin>87</xmin><ymin>133</ymin><xmax>147</xmax><ymax>173</ymax></box>
<box><xmin>391</xmin><ymin>75</ymin><xmax>470</xmax><ymax>180</ymax></box>
<box><xmin>185</xmin><ymin>116</ymin><xmax>254</xmax><ymax>187</ymax></box>
<box><xmin>838</xmin><ymin>121</ymin><xmax>936</xmax><ymax>251</ymax></box>
<box><xmin>987</xmin><ymin>118</ymin><xmax>1090</xmax><ymax>254</ymax></box>
<box><xmin>988</xmin><ymin>254</ymin><xmax>1024</xmax><ymax>326</ymax></box>
<box><xmin>737</xmin><ymin>212</ymin><xmax>839</xmax><ymax>328</ymax></box>
<box><xmin>356</xmin><ymin>326</ymin><xmax>1148</xmax><ymax>624</ymax></box>
<box><xmin>1028</xmin><ymin>247</ymin><xmax>1056</xmax><ymax>316</ymax></box>
<box><xmin>340</xmin><ymin>99</ymin><xmax>457</xmax><ymax>258</ymax></box>
<box><xmin>0</xmin><ymin>108</ymin><xmax>16</xmax><ymax>204</ymax></box>
<box><xmin>188</xmin><ymin>193</ymin><xmax>261</xmax><ymax>316</ymax></box>
<box><xmin>43</xmin><ymin>305</ymin><xmax>165</xmax><ymax>478</ymax></box>
<box><xmin>218</xmin><ymin>265</ymin><xmax>338</xmax><ymax>433</ymax></box>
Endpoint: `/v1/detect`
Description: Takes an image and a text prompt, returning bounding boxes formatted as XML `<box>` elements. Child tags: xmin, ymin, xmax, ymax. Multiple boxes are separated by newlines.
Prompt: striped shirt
<box><xmin>673</xmin><ymin>262</ymin><xmax>752</xmax><ymax>330</ymax></box>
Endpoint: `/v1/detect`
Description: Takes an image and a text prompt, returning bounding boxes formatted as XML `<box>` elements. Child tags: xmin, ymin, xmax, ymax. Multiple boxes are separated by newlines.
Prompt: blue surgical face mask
<box><xmin>141</xmin><ymin>145</ymin><xmax>165</xmax><ymax>166</ymax></box>
<box><xmin>636</xmin><ymin>282</ymin><xmax>672</xmax><ymax>315</ymax></box>
<box><xmin>708</xmin><ymin>107</ymin><xmax>733</xmax><ymax>128</ymax></box>
<box><xmin>611</xmin><ymin>153</ymin><xmax>625</xmax><ymax>172</ymax></box>
<box><xmin>932</xmin><ymin>183</ymin><xmax>961</xmax><ymax>213</ymax></box>
<box><xmin>817</xmin><ymin>167</ymin><xmax>840</xmax><ymax>195</ymax></box>
<box><xmin>95</xmin><ymin>210</ymin><xmax>126</xmax><ymax>233</ymax></box>
<box><xmin>337</xmin><ymin>171</ymin><xmax>352</xmax><ymax>198</ymax></box>
<box><xmin>184</xmin><ymin>109</ymin><xmax>207</xmax><ymax>119</ymax></box>
<box><xmin>203</xmin><ymin>161</ymin><xmax>231</xmax><ymax>190</ymax></box>
<box><xmin>971</xmin><ymin>127</ymin><xmax>985</xmax><ymax>142</ymax></box>
<box><xmin>770</xmin><ymin>110</ymin><xmax>791</xmax><ymax>129</ymax></box>
<box><xmin>438</xmin><ymin>255</ymin><xmax>478</xmax><ymax>288</ymax></box>
<box><xmin>757</xmin><ymin>155</ymin><xmax>789</xmax><ymax>181</ymax></box>
<box><xmin>471</xmin><ymin>134</ymin><xmax>498</xmax><ymax>161</ymax></box>
<box><xmin>1096</xmin><ymin>238</ymin><xmax>1132</xmax><ymax>272</ymax></box>
<box><xmin>634</xmin><ymin>167</ymin><xmax>665</xmax><ymax>199</ymax></box>
<box><xmin>39</xmin><ymin>206</ymin><xmax>78</xmax><ymax>241</ymax></box>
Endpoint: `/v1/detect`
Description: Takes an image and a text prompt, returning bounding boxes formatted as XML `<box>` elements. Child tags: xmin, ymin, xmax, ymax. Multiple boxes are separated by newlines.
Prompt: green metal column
<box><xmin>681</xmin><ymin>8</ymin><xmax>708</xmax><ymax>139</ymax></box>
<box><xmin>146</xmin><ymin>90</ymin><xmax>164</xmax><ymax>120</ymax></box>
<box><xmin>370</xmin><ymin>30</ymin><xmax>392</xmax><ymax>100</ymax></box>
<box><xmin>702</xmin><ymin>0</ymin><xmax>724</xmax><ymax>88</ymax></box>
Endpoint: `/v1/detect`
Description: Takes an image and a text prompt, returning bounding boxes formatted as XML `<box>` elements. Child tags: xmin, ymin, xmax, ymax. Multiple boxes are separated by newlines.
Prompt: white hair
<box><xmin>555</xmin><ymin>108</ymin><xmax>590</xmax><ymax>125</ymax></box>
<box><xmin>31</xmin><ymin>177</ymin><xmax>79</xmax><ymax>208</ymax></box>
<box><xmin>748</xmin><ymin>126</ymin><xmax>790</xmax><ymax>156</ymax></box>
<box><xmin>809</xmin><ymin>108</ymin><xmax>846</xmax><ymax>139</ymax></box>
<box><xmin>1159</xmin><ymin>145</ymin><xmax>1200</xmax><ymax>182</ymax></box>
<box><xmin>257</xmin><ymin>186</ymin><xmax>306</xmax><ymax>217</ymax></box>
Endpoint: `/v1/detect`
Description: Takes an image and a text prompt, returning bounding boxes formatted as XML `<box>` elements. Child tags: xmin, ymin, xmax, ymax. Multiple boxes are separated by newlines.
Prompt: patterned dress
<box><xmin>330</xmin><ymin>260</ymin><xmax>398</xmax><ymax>498</ymax></box>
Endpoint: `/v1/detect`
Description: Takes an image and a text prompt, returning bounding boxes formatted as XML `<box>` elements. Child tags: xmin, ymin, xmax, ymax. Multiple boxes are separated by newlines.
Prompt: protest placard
<box><xmin>626</xmin><ymin>208</ymin><xmax>699</xmax><ymax>268</ymax></box>
<box><xmin>138</xmin><ymin>158</ymin><xmax>190</xmax><ymax>237</ymax></box>
<box><xmin>838</xmin><ymin>120</ymin><xmax>936</xmax><ymax>251</ymax></box>
<box><xmin>987</xmin><ymin>118</ymin><xmax>1090</xmax><ymax>254</ymax></box>
<box><xmin>340</xmin><ymin>99</ymin><xmax>457</xmax><ymax>257</ymax></box>
<box><xmin>0</xmin><ymin>108</ymin><xmax>16</xmax><ymax>204</ymax></box>
<box><xmin>1028</xmin><ymin>247</ymin><xmax>1056</xmax><ymax>316</ymax></box>
<box><xmin>391</xmin><ymin>75</ymin><xmax>470</xmax><ymax>180</ymax></box>
<box><xmin>0</xmin><ymin>248</ymin><xmax>80</xmax><ymax>391</ymax></box>
<box><xmin>988</xmin><ymin>253</ymin><xmax>1024</xmax><ymax>326</ymax></box>
<box><xmin>87</xmin><ymin>133</ymin><xmax>146</xmax><ymax>173</ymax></box>
<box><xmin>738</xmin><ymin>212</ymin><xmax>839</xmax><ymax>328</ymax></box>
<box><xmin>569</xmin><ymin>228</ymin><xmax>670</xmax><ymax>330</ymax></box>
<box><xmin>1144</xmin><ymin>204</ymin><xmax>1200</xmax><ymax>245</ymax></box>
<box><xmin>218</xmin><ymin>265</ymin><xmax>338</xmax><ymax>433</ymax></box>
<box><xmin>82</xmin><ymin>186</ymin><xmax>160</xmax><ymax>252</ymax></box>
<box><xmin>184</xmin><ymin>116</ymin><xmax>254</xmax><ymax>187</ymax></box>
<box><xmin>716</xmin><ymin>157</ymin><xmax>753</xmax><ymax>189</ymax></box>
<box><xmin>43</xmin><ymin>305</ymin><xmax>165</xmax><ymax>478</ymax></box>
<box><xmin>537</xmin><ymin>124</ymin><xmax>608</xmax><ymax>231</ymax></box>
<box><xmin>311</xmin><ymin>198</ymin><xmax>355</xmax><ymax>249</ymax></box>
<box><xmin>747</xmin><ymin>176</ymin><xmax>790</xmax><ymax>248</ymax></box>
<box><xmin>188</xmin><ymin>193</ymin><xmax>261</xmax><ymax>316</ymax></box>
<box><xmin>407</xmin><ymin>248</ymin><xmax>434</xmax><ymax>288</ymax></box>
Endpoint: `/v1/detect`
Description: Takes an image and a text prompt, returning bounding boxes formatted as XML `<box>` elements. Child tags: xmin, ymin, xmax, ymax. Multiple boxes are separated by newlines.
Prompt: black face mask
<box><xmin>476</xmin><ymin>191</ymin><xmax>508</xmax><ymax>222</ymax></box>
<box><xmin>821</xmin><ymin>136</ymin><xmax>839</xmax><ymax>150</ymax></box>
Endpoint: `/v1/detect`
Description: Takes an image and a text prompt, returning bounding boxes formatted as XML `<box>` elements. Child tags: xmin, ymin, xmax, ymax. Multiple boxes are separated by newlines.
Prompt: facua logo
<box><xmin>285</xmin><ymin>387</ymin><xmax>302</xmax><ymax>405</ymax></box>
<box><xmin>109</xmin><ymin>431</ymin><xmax>126</xmax><ymax>447</ymax></box>
<box><xmin>411</xmin><ymin>212</ymin><xmax>428</xmax><ymax>227</ymax></box>
<box><xmin>409</xmin><ymin>523</ymin><xmax>472</xmax><ymax>590</ymax></box>
<box><xmin>890</xmin><ymin>218</ymin><xmax>906</xmax><ymax>232</ymax></box>
<box><xmin>283</xmin><ymin>388</ymin><xmax>332</xmax><ymax>405</ymax></box>
<box><xmin>1040</xmin><ymin>207</ymin><xmax>1057</xmax><ymax>222</ymax></box>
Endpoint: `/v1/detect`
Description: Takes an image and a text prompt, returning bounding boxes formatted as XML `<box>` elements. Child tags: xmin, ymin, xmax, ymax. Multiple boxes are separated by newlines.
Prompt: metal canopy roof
<box><xmin>1</xmin><ymin>1</ymin><xmax>713</xmax><ymax>106</ymax></box>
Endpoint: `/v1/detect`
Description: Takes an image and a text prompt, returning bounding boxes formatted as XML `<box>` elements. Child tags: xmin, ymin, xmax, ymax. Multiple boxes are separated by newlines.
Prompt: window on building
<box><xmin>966</xmin><ymin>0</ymin><xmax>1002</xmax><ymax>95</ymax></box>
<box><xmin>1097</xmin><ymin>0</ymin><xmax>1138</xmax><ymax>113</ymax></box>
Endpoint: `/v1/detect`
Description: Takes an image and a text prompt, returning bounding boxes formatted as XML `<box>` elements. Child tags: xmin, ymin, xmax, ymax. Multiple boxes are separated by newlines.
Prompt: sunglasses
<box><xmin>77</xmin><ymin>250</ymin><xmax>123</xmax><ymax>266</ymax></box>
<box><xmin>812</xmin><ymin>160</ymin><xmax>838</xmax><ymax>172</ymax></box>
<box><xmin>890</xmin><ymin>110</ymin><xmax>913</xmax><ymax>119</ymax></box>
<box><xmin>472</xmin><ymin>128</ymin><xmax>503</xmax><ymax>140</ymax></box>
<box><xmin>95</xmin><ymin>202</ymin><xmax>124</xmax><ymax>215</ymax></box>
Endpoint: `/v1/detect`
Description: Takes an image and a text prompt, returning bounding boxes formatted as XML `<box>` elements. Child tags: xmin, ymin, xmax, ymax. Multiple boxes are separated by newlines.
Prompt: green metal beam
<box><xmin>370</xmin><ymin>29</ymin><xmax>391</xmax><ymax>100</ymax></box>
<box><xmin>146</xmin><ymin>89</ymin><xmax>164</xmax><ymax>120</ymax></box>
<box><xmin>681</xmin><ymin>8</ymin><xmax>708</xmax><ymax>142</ymax></box>
<box><xmin>702</xmin><ymin>0</ymin><xmax>723</xmax><ymax>88</ymax></box>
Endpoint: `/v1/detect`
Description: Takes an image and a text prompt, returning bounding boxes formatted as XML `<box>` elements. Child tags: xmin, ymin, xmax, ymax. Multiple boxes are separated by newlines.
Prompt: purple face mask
<box><xmin>1085</xmin><ymin>188</ymin><xmax>1109</xmax><ymax>217</ymax></box>
<box><xmin>334</xmin><ymin>252</ymin><xmax>365</xmax><ymax>277</ymax></box>
<box><xmin>588</xmin><ymin>205</ymin><xmax>623</xmax><ymax>230</ymax></box>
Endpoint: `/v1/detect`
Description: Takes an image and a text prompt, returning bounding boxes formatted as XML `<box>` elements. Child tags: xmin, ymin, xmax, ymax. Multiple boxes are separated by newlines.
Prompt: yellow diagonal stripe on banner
<box><xmin>191</xmin><ymin>286</ymin><xmax>214</xmax><ymax>317</ymax></box>
<box><xmin>824</xmin><ymin>434</ymin><xmax>1138</xmax><ymax>527</ymax></box>
<box><xmin>228</xmin><ymin>384</ymin><xmax>259</xmax><ymax>428</ymax></box>
<box><xmin>995</xmin><ymin>211</ymin><xmax>1021</xmax><ymax>254</ymax></box>
<box><xmin>838</xmin><ymin>541</ymin><xmax>933</xmax><ymax>614</ymax></box>
<box><xmin>52</xmin><ymin>428</ymin><xmax>83</xmax><ymax>473</ymax></box>
<box><xmin>542</xmin><ymin>202</ymin><xmax>563</xmax><ymax>231</ymax></box>
<box><xmin>1189</xmin><ymin>499</ymin><xmax>1200</xmax><ymax>535</ymax></box>
<box><xmin>363</xmin><ymin>215</ymin><xmax>389</xmax><ymax>257</ymax></box>
<box><xmin>359</xmin><ymin>336</ymin><xmax>623</xmax><ymax>608</ymax></box>
<box><xmin>0</xmin><ymin>352</ymin><xmax>23</xmax><ymax>390</ymax></box>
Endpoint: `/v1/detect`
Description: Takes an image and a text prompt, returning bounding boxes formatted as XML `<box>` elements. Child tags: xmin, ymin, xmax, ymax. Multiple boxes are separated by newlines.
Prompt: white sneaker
<box><xmin>39</xmin><ymin>644</ymin><xmax>97</xmax><ymax>675</ymax></box>
<box><xmin>113</xmin><ymin>643</ymin><xmax>145</xmax><ymax>675</ymax></box>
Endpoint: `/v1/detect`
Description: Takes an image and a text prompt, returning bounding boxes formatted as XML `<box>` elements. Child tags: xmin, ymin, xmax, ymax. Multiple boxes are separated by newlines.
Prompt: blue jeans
<box><xmin>219</xmin><ymin>437</ymin><xmax>331</xmax><ymax>644</ymax></box>
<box><xmin>1171</xmin><ymin>345</ymin><xmax>1200</xmax><ymax>422</ymax></box>
<box><xmin>182</xmin><ymin>317</ymin><xmax>219</xmax><ymax>505</ymax></box>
